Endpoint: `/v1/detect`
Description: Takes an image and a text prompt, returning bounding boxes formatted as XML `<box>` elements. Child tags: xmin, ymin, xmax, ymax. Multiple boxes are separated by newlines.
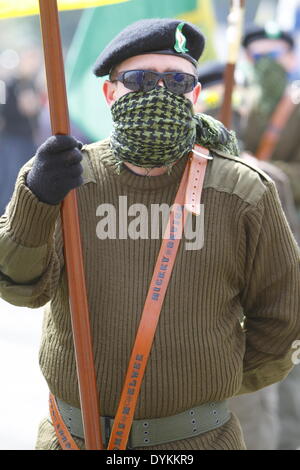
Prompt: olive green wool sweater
<box><xmin>0</xmin><ymin>139</ymin><xmax>299</xmax><ymax>450</ymax></box>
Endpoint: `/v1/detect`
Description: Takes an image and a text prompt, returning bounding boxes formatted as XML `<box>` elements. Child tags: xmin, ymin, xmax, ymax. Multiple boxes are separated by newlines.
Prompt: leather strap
<box><xmin>256</xmin><ymin>87</ymin><xmax>296</xmax><ymax>161</ymax></box>
<box><xmin>50</xmin><ymin>148</ymin><xmax>209</xmax><ymax>450</ymax></box>
<box><xmin>185</xmin><ymin>144</ymin><xmax>212</xmax><ymax>215</ymax></box>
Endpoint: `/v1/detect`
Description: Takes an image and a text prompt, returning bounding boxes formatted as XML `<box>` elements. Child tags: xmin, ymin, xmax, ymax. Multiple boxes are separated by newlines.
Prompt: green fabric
<box><xmin>253</xmin><ymin>57</ymin><xmax>287</xmax><ymax>116</ymax></box>
<box><xmin>36</xmin><ymin>414</ymin><xmax>245</xmax><ymax>450</ymax></box>
<box><xmin>110</xmin><ymin>87</ymin><xmax>239</xmax><ymax>172</ymax></box>
<box><xmin>55</xmin><ymin>396</ymin><xmax>230</xmax><ymax>447</ymax></box>
<box><xmin>0</xmin><ymin>236</ymin><xmax>47</xmax><ymax>285</ymax></box>
<box><xmin>194</xmin><ymin>112</ymin><xmax>240</xmax><ymax>157</ymax></box>
<box><xmin>110</xmin><ymin>87</ymin><xmax>196</xmax><ymax>169</ymax></box>
<box><xmin>237</xmin><ymin>352</ymin><xmax>296</xmax><ymax>395</ymax></box>
<box><xmin>242</xmin><ymin>58</ymin><xmax>288</xmax><ymax>148</ymax></box>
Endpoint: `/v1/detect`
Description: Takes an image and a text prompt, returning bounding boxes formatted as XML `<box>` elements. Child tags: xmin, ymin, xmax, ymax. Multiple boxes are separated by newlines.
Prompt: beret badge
<box><xmin>174</xmin><ymin>22</ymin><xmax>189</xmax><ymax>53</ymax></box>
<box><xmin>265</xmin><ymin>21</ymin><xmax>281</xmax><ymax>40</ymax></box>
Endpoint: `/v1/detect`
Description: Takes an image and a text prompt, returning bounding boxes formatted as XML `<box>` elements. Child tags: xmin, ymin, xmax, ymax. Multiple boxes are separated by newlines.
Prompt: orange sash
<box><xmin>256</xmin><ymin>87</ymin><xmax>296</xmax><ymax>161</ymax></box>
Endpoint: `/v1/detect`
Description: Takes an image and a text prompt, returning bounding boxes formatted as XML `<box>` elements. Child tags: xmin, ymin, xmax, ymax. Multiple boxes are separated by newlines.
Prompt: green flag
<box><xmin>0</xmin><ymin>0</ymin><xmax>129</xmax><ymax>18</ymax></box>
<box><xmin>66</xmin><ymin>0</ymin><xmax>216</xmax><ymax>141</ymax></box>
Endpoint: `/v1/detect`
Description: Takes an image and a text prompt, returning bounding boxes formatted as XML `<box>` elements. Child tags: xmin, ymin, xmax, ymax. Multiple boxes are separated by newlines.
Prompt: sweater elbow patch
<box><xmin>0</xmin><ymin>277</ymin><xmax>49</xmax><ymax>308</ymax></box>
<box><xmin>0</xmin><ymin>236</ymin><xmax>48</xmax><ymax>284</ymax></box>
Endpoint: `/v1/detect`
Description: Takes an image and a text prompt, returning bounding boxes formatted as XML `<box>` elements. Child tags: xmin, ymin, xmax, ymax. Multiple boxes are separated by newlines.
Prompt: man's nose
<box><xmin>157</xmin><ymin>78</ymin><xmax>165</xmax><ymax>87</ymax></box>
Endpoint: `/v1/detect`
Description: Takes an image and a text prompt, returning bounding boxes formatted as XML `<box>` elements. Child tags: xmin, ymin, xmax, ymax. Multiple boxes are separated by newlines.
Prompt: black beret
<box><xmin>93</xmin><ymin>18</ymin><xmax>205</xmax><ymax>77</ymax></box>
<box><xmin>242</xmin><ymin>23</ymin><xmax>295</xmax><ymax>50</ymax></box>
<box><xmin>197</xmin><ymin>61</ymin><xmax>225</xmax><ymax>86</ymax></box>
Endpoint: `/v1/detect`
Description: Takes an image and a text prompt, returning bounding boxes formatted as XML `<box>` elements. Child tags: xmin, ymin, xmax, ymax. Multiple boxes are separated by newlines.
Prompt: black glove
<box><xmin>26</xmin><ymin>135</ymin><xmax>84</xmax><ymax>205</ymax></box>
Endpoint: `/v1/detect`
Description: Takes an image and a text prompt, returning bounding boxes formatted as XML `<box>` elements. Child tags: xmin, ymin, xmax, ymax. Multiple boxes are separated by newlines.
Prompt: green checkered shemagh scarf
<box><xmin>254</xmin><ymin>57</ymin><xmax>287</xmax><ymax>116</ymax></box>
<box><xmin>110</xmin><ymin>87</ymin><xmax>239</xmax><ymax>172</ymax></box>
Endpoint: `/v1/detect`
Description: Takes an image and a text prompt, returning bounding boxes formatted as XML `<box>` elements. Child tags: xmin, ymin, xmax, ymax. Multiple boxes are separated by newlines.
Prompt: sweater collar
<box><xmin>99</xmin><ymin>138</ymin><xmax>189</xmax><ymax>191</ymax></box>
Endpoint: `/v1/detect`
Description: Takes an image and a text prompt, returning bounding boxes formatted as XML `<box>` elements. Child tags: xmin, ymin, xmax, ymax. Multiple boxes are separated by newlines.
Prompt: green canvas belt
<box><xmin>55</xmin><ymin>397</ymin><xmax>231</xmax><ymax>449</ymax></box>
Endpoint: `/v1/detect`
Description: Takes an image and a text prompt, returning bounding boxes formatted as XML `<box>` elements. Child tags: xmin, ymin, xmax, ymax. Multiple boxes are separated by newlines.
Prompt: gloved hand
<box><xmin>26</xmin><ymin>135</ymin><xmax>84</xmax><ymax>205</ymax></box>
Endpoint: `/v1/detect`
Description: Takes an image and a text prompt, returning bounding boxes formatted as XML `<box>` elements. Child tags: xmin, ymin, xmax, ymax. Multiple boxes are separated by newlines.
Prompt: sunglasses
<box><xmin>113</xmin><ymin>70</ymin><xmax>197</xmax><ymax>95</ymax></box>
<box><xmin>251</xmin><ymin>50</ymin><xmax>286</xmax><ymax>62</ymax></box>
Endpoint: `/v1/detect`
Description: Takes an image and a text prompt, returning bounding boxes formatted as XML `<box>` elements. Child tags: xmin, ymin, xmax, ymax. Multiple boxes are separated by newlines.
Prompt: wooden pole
<box><xmin>38</xmin><ymin>0</ymin><xmax>103</xmax><ymax>450</ymax></box>
<box><xmin>219</xmin><ymin>63</ymin><xmax>236</xmax><ymax>128</ymax></box>
<box><xmin>219</xmin><ymin>0</ymin><xmax>245</xmax><ymax>128</ymax></box>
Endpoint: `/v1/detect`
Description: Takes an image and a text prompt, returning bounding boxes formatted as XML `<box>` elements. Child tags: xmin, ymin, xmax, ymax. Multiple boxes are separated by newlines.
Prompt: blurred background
<box><xmin>0</xmin><ymin>0</ymin><xmax>300</xmax><ymax>450</ymax></box>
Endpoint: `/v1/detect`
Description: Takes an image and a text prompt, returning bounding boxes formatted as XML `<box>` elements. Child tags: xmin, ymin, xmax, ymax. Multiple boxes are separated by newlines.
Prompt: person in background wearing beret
<box><xmin>195</xmin><ymin>60</ymin><xmax>300</xmax><ymax>245</ymax></box>
<box><xmin>241</xmin><ymin>23</ymin><xmax>300</xmax><ymax>220</ymax></box>
<box><xmin>0</xmin><ymin>19</ymin><xmax>299</xmax><ymax>451</ymax></box>
<box><xmin>195</xmin><ymin>60</ymin><xmax>300</xmax><ymax>450</ymax></box>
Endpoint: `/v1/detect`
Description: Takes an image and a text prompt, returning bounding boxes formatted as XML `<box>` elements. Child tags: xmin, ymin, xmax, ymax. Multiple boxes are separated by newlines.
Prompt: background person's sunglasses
<box><xmin>251</xmin><ymin>50</ymin><xmax>286</xmax><ymax>62</ymax></box>
<box><xmin>113</xmin><ymin>70</ymin><xmax>197</xmax><ymax>95</ymax></box>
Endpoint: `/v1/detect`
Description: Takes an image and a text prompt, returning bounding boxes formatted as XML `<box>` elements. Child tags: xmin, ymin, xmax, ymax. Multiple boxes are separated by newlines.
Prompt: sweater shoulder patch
<box><xmin>211</xmin><ymin>149</ymin><xmax>273</xmax><ymax>181</ymax></box>
<box><xmin>81</xmin><ymin>151</ymin><xmax>97</xmax><ymax>184</ymax></box>
<box><xmin>81</xmin><ymin>139</ymin><xmax>111</xmax><ymax>184</ymax></box>
<box><xmin>205</xmin><ymin>150</ymin><xmax>271</xmax><ymax>206</ymax></box>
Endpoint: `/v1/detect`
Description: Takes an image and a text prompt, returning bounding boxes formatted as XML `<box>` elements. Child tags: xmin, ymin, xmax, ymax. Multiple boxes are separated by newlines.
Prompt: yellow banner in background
<box><xmin>179</xmin><ymin>0</ymin><xmax>217</xmax><ymax>62</ymax></box>
<box><xmin>0</xmin><ymin>0</ymin><xmax>129</xmax><ymax>18</ymax></box>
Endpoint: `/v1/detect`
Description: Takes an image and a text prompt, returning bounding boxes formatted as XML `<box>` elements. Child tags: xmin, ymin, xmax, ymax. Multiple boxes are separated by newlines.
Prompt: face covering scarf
<box><xmin>110</xmin><ymin>87</ymin><xmax>239</xmax><ymax>174</ymax></box>
<box><xmin>254</xmin><ymin>56</ymin><xmax>288</xmax><ymax>116</ymax></box>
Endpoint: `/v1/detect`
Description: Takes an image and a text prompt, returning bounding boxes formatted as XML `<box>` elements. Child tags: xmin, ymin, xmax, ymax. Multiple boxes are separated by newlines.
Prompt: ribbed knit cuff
<box><xmin>237</xmin><ymin>354</ymin><xmax>294</xmax><ymax>395</ymax></box>
<box><xmin>7</xmin><ymin>171</ymin><xmax>61</xmax><ymax>247</ymax></box>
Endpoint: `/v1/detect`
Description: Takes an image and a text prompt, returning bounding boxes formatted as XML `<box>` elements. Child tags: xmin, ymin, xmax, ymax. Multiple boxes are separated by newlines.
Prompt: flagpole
<box><xmin>38</xmin><ymin>0</ymin><xmax>103</xmax><ymax>450</ymax></box>
<box><xmin>219</xmin><ymin>0</ymin><xmax>245</xmax><ymax>128</ymax></box>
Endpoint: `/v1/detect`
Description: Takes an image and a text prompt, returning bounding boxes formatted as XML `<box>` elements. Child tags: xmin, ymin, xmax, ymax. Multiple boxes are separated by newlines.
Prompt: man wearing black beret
<box><xmin>0</xmin><ymin>19</ymin><xmax>299</xmax><ymax>451</ymax></box>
